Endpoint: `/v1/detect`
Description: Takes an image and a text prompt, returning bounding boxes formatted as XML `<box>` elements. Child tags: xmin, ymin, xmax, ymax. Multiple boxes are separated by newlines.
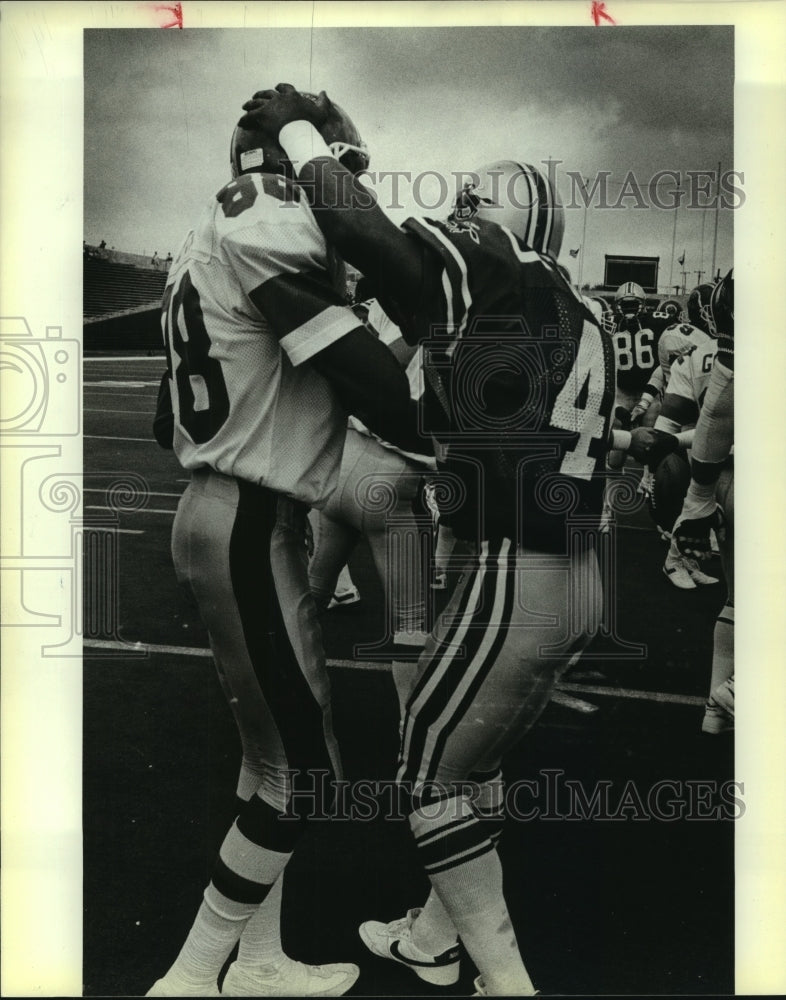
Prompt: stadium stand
<box><xmin>84</xmin><ymin>252</ymin><xmax>167</xmax><ymax>353</ymax></box>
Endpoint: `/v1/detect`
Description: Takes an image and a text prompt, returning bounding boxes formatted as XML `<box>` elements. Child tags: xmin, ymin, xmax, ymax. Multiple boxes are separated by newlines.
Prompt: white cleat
<box><xmin>327</xmin><ymin>587</ymin><xmax>361</xmax><ymax>610</ymax></box>
<box><xmin>663</xmin><ymin>556</ymin><xmax>696</xmax><ymax>590</ymax></box>
<box><xmin>222</xmin><ymin>957</ymin><xmax>359</xmax><ymax>997</ymax></box>
<box><xmin>702</xmin><ymin>676</ymin><xmax>734</xmax><ymax>735</ymax></box>
<box><xmin>146</xmin><ymin>977</ymin><xmax>220</xmax><ymax>996</ymax></box>
<box><xmin>358</xmin><ymin>908</ymin><xmax>460</xmax><ymax>986</ymax></box>
<box><xmin>684</xmin><ymin>558</ymin><xmax>719</xmax><ymax>586</ymax></box>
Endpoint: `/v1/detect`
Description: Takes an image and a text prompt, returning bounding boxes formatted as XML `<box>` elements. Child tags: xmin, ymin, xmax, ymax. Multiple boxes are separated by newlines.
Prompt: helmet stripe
<box><xmin>528</xmin><ymin>163</ymin><xmax>553</xmax><ymax>256</ymax></box>
<box><xmin>514</xmin><ymin>162</ymin><xmax>538</xmax><ymax>250</ymax></box>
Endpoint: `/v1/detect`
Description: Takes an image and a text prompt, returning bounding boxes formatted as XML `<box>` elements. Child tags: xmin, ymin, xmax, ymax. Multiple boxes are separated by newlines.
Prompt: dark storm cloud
<box><xmin>313</xmin><ymin>26</ymin><xmax>732</xmax><ymax>137</ymax></box>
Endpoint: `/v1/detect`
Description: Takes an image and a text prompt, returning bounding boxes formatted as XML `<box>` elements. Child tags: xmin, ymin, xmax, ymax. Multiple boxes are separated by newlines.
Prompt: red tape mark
<box><xmin>150</xmin><ymin>2</ymin><xmax>183</xmax><ymax>28</ymax></box>
<box><xmin>591</xmin><ymin>1</ymin><xmax>616</xmax><ymax>24</ymax></box>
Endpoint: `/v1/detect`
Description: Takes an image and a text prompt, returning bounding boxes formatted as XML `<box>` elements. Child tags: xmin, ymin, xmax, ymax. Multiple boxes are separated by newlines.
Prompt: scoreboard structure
<box><xmin>603</xmin><ymin>255</ymin><xmax>660</xmax><ymax>294</ymax></box>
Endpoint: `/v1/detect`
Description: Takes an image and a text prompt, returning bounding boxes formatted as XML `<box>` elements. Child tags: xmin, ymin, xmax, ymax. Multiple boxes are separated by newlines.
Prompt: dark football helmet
<box><xmin>707</xmin><ymin>269</ymin><xmax>733</xmax><ymax>338</ymax></box>
<box><xmin>655</xmin><ymin>299</ymin><xmax>683</xmax><ymax>322</ymax></box>
<box><xmin>686</xmin><ymin>282</ymin><xmax>714</xmax><ymax>333</ymax></box>
<box><xmin>614</xmin><ymin>282</ymin><xmax>646</xmax><ymax>319</ymax></box>
<box><xmin>450</xmin><ymin>160</ymin><xmax>565</xmax><ymax>260</ymax></box>
<box><xmin>230</xmin><ymin>92</ymin><xmax>370</xmax><ymax>179</ymax></box>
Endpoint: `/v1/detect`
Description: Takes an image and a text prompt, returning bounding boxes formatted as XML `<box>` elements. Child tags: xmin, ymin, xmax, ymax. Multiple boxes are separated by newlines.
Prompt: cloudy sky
<box><xmin>84</xmin><ymin>25</ymin><xmax>734</xmax><ymax>291</ymax></box>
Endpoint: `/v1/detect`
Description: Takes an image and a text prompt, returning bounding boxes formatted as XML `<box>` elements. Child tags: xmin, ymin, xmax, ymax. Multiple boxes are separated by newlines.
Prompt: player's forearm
<box><xmin>279</xmin><ymin>122</ymin><xmax>425</xmax><ymax>320</ymax></box>
<box><xmin>310</xmin><ymin>326</ymin><xmax>429</xmax><ymax>454</ymax></box>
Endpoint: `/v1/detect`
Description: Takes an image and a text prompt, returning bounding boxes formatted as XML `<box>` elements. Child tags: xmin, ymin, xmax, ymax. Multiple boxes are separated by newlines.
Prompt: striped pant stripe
<box><xmin>423</xmin><ymin>541</ymin><xmax>516</xmax><ymax>785</ymax></box>
<box><xmin>398</xmin><ymin>542</ymin><xmax>497</xmax><ymax>785</ymax></box>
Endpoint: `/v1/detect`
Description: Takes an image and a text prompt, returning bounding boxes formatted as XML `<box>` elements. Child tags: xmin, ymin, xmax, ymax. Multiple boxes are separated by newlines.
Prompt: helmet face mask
<box><xmin>230</xmin><ymin>93</ymin><xmax>370</xmax><ymax>180</ymax></box>
<box><xmin>449</xmin><ymin>160</ymin><xmax>565</xmax><ymax>260</ymax></box>
<box><xmin>614</xmin><ymin>282</ymin><xmax>646</xmax><ymax>319</ymax></box>
<box><xmin>707</xmin><ymin>269</ymin><xmax>734</xmax><ymax>339</ymax></box>
<box><xmin>687</xmin><ymin>282</ymin><xmax>714</xmax><ymax>333</ymax></box>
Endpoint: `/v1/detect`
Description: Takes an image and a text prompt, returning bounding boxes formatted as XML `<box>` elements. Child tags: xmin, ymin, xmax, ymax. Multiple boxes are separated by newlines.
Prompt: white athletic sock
<box><xmin>235</xmin><ymin>873</ymin><xmax>287</xmax><ymax>973</ymax></box>
<box><xmin>429</xmin><ymin>849</ymin><xmax>535</xmax><ymax>995</ymax></box>
<box><xmin>411</xmin><ymin>890</ymin><xmax>458</xmax><ymax>953</ymax></box>
<box><xmin>411</xmin><ymin>795</ymin><xmax>536</xmax><ymax>995</ymax></box>
<box><xmin>709</xmin><ymin>605</ymin><xmax>734</xmax><ymax>693</ymax></box>
<box><xmin>163</xmin><ymin>891</ymin><xmax>258</xmax><ymax>991</ymax></box>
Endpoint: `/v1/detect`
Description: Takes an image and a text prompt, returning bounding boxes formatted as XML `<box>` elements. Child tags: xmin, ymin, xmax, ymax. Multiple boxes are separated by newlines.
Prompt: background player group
<box><xmin>148</xmin><ymin>83</ymin><xmax>734</xmax><ymax>997</ymax></box>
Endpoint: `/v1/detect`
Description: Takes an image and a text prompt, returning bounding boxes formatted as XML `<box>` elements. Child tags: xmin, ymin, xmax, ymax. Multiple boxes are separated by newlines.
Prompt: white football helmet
<box><xmin>614</xmin><ymin>282</ymin><xmax>646</xmax><ymax>319</ymax></box>
<box><xmin>451</xmin><ymin>160</ymin><xmax>565</xmax><ymax>260</ymax></box>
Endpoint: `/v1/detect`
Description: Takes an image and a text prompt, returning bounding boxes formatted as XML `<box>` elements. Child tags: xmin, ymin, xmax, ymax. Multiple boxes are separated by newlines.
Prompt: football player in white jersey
<box><xmin>673</xmin><ymin>271</ymin><xmax>734</xmax><ymax>732</ymax></box>
<box><xmin>650</xmin><ymin>320</ymin><xmax>722</xmax><ymax>589</ymax></box>
<box><xmin>147</xmin><ymin>95</ymin><xmax>427</xmax><ymax>998</ymax></box>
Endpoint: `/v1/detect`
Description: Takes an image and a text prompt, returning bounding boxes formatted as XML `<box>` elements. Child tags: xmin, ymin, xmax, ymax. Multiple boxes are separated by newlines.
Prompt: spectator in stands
<box><xmin>165</xmin><ymin>252</ymin><xmax>173</xmax><ymax>269</ymax></box>
<box><xmin>151</xmin><ymin>251</ymin><xmax>160</xmax><ymax>269</ymax></box>
<box><xmin>99</xmin><ymin>239</ymin><xmax>106</xmax><ymax>250</ymax></box>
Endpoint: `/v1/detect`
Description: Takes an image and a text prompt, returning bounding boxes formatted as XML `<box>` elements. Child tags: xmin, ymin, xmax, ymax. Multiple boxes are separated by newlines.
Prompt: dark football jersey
<box><xmin>611</xmin><ymin>313</ymin><xmax>672</xmax><ymax>395</ymax></box>
<box><xmin>398</xmin><ymin>216</ymin><xmax>616</xmax><ymax>552</ymax></box>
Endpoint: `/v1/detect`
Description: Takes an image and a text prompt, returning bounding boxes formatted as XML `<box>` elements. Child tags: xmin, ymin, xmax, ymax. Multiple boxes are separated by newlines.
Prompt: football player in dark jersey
<box><xmin>610</xmin><ymin>281</ymin><xmax>673</xmax><ymax>413</ymax></box>
<box><xmin>239</xmin><ymin>84</ymin><xmax>664</xmax><ymax>996</ymax></box>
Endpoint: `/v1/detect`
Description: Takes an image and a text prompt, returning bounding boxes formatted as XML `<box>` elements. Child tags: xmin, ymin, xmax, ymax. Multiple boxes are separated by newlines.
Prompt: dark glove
<box><xmin>238</xmin><ymin>83</ymin><xmax>330</xmax><ymax>136</ymax></box>
<box><xmin>674</xmin><ymin>508</ymin><xmax>725</xmax><ymax>561</ymax></box>
<box><xmin>614</xmin><ymin>405</ymin><xmax>632</xmax><ymax>431</ymax></box>
<box><xmin>628</xmin><ymin>426</ymin><xmax>678</xmax><ymax>467</ymax></box>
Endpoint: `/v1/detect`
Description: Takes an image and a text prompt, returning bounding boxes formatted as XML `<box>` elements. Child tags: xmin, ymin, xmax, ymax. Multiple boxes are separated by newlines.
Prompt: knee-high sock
<box><xmin>411</xmin><ymin>770</ymin><xmax>505</xmax><ymax>955</ymax></box>
<box><xmin>163</xmin><ymin>792</ymin><xmax>299</xmax><ymax>989</ymax></box>
<box><xmin>410</xmin><ymin>793</ymin><xmax>536</xmax><ymax>996</ymax></box>
<box><xmin>235</xmin><ymin>873</ymin><xmax>287</xmax><ymax>972</ymax></box>
<box><xmin>710</xmin><ymin>604</ymin><xmax>734</xmax><ymax>693</ymax></box>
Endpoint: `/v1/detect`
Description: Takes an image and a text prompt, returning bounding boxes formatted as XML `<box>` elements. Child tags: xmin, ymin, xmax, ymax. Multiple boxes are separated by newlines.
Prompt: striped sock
<box><xmin>410</xmin><ymin>792</ymin><xmax>536</xmax><ymax>996</ymax></box>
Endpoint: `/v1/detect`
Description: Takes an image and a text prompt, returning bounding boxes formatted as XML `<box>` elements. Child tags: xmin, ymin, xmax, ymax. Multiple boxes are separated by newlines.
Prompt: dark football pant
<box><xmin>399</xmin><ymin>538</ymin><xmax>602</xmax><ymax>790</ymax></box>
<box><xmin>172</xmin><ymin>468</ymin><xmax>341</xmax><ymax>838</ymax></box>
<box><xmin>398</xmin><ymin>537</ymin><xmax>601</xmax><ymax>882</ymax></box>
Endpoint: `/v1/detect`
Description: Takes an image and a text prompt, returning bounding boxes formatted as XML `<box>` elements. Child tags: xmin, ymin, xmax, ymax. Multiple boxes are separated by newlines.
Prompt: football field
<box><xmin>83</xmin><ymin>356</ymin><xmax>734</xmax><ymax>997</ymax></box>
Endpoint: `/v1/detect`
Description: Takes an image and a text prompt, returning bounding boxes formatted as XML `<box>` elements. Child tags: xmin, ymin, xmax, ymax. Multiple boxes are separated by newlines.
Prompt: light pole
<box><xmin>668</xmin><ymin>189</ymin><xmax>683</xmax><ymax>293</ymax></box>
<box><xmin>577</xmin><ymin>176</ymin><xmax>589</xmax><ymax>289</ymax></box>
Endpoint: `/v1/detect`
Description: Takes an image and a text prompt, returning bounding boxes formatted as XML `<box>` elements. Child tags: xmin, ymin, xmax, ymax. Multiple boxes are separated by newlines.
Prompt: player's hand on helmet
<box><xmin>239</xmin><ymin>83</ymin><xmax>331</xmax><ymax>135</ymax></box>
<box><xmin>628</xmin><ymin>426</ymin><xmax>677</xmax><ymax>467</ymax></box>
<box><xmin>673</xmin><ymin>507</ymin><xmax>725</xmax><ymax>561</ymax></box>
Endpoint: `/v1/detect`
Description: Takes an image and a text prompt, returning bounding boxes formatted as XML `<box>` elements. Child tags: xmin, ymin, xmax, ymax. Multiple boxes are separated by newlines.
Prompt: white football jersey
<box><xmin>162</xmin><ymin>172</ymin><xmax>360</xmax><ymax>506</ymax></box>
<box><xmin>657</xmin><ymin>337</ymin><xmax>719</xmax><ymax>431</ymax></box>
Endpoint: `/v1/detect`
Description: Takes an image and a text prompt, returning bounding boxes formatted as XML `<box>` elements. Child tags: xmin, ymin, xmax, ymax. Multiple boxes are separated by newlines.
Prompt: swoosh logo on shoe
<box><xmin>389</xmin><ymin>940</ymin><xmax>460</xmax><ymax>967</ymax></box>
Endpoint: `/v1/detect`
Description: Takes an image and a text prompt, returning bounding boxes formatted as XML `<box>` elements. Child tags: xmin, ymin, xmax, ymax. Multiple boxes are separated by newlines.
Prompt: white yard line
<box><xmin>85</xmin><ymin>435</ymin><xmax>153</xmax><ymax>442</ymax></box>
<box><xmin>82</xmin><ymin>639</ymin><xmax>703</xmax><ymax>707</ymax></box>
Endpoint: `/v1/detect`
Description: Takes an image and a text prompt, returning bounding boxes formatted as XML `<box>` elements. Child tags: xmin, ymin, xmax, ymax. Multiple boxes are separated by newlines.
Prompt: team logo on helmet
<box><xmin>449</xmin><ymin>160</ymin><xmax>565</xmax><ymax>260</ymax></box>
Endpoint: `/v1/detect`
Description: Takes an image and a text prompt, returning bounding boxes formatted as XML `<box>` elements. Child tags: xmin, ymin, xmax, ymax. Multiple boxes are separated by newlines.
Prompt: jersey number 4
<box><xmin>550</xmin><ymin>322</ymin><xmax>609</xmax><ymax>480</ymax></box>
<box><xmin>162</xmin><ymin>272</ymin><xmax>230</xmax><ymax>444</ymax></box>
